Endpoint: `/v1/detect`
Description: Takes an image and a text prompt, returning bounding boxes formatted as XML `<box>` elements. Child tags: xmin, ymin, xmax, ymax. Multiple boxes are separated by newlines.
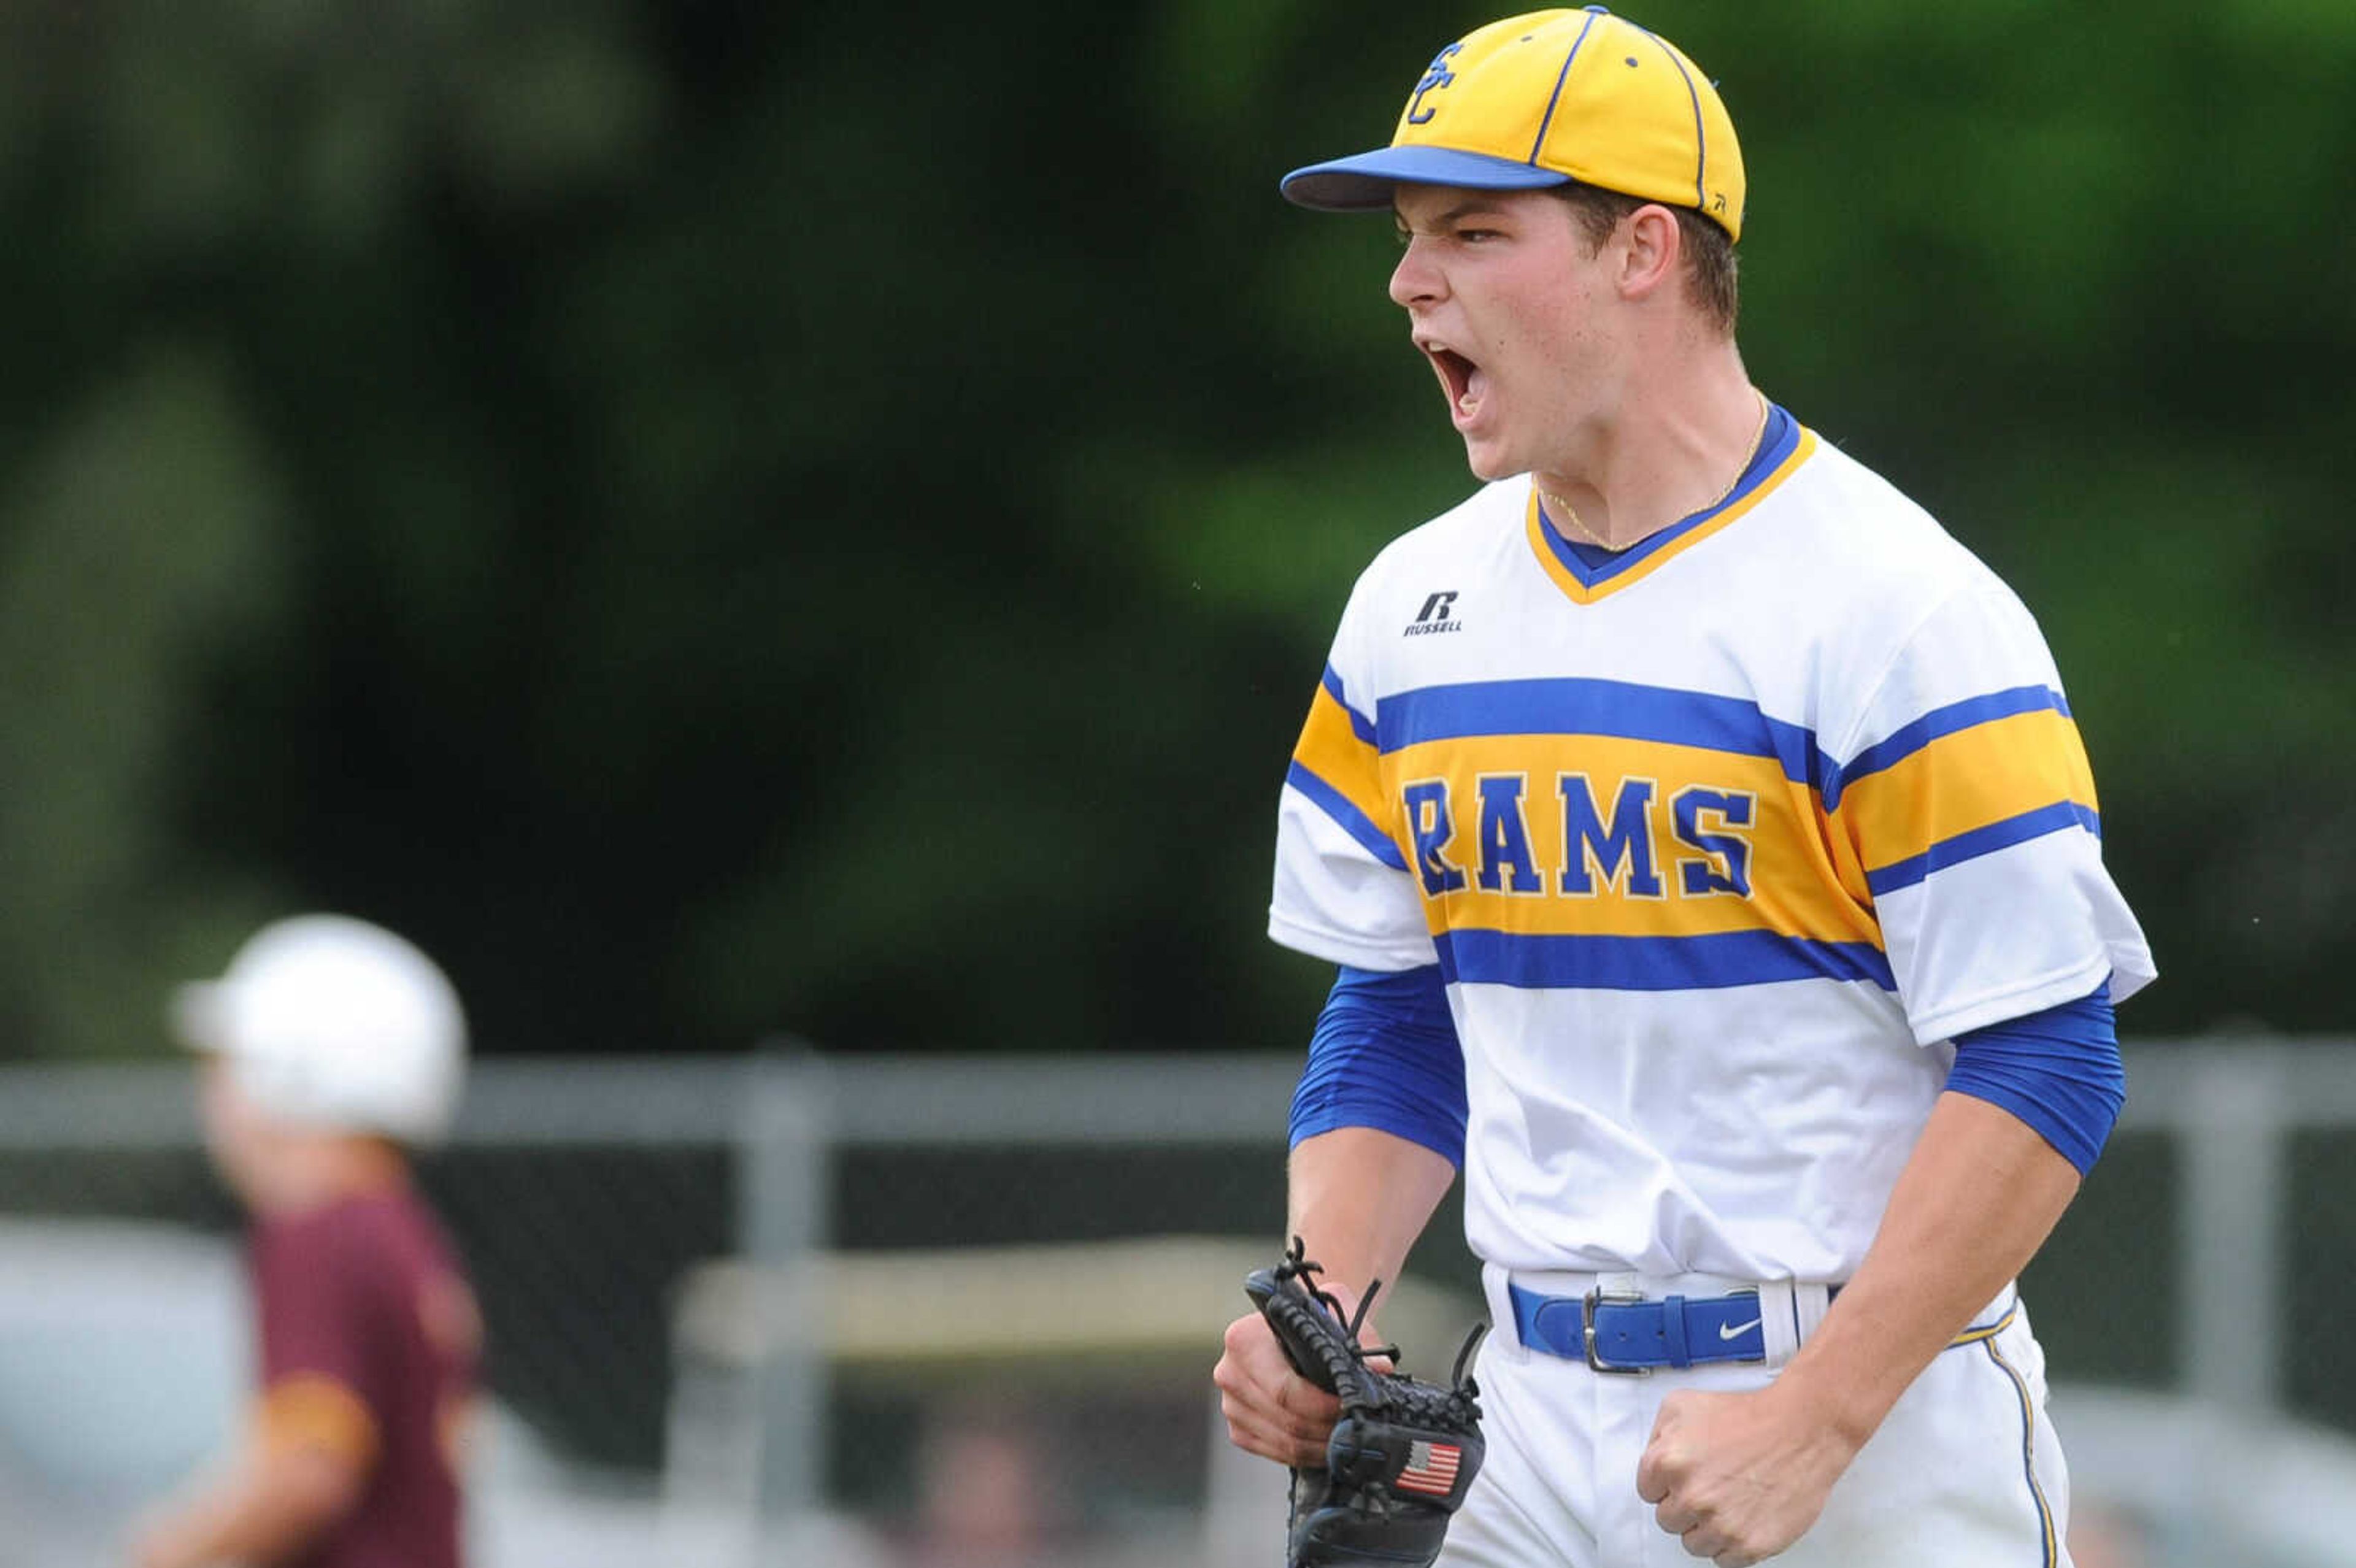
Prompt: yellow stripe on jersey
<box><xmin>1811</xmin><ymin>793</ymin><xmax>1876</xmax><ymax>908</ymax></box>
<box><xmin>1832</xmin><ymin>704</ymin><xmax>2100</xmax><ymax>890</ymax></box>
<box><xmin>1347</xmin><ymin>672</ymin><xmax>1914</xmax><ymax>992</ymax></box>
<box><xmin>1295</xmin><ymin>678</ymin><xmax>1387</xmax><ymax>824</ymax></box>
<box><xmin>1289</xmin><ymin>669</ymin><xmax>1409</xmax><ymax>872</ymax></box>
<box><xmin>1380</xmin><ymin>732</ymin><xmax>1876</xmax><ymax>947</ymax></box>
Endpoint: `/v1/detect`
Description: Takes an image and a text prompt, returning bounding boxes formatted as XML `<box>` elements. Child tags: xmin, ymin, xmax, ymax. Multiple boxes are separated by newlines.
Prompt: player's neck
<box><xmin>1534</xmin><ymin>353</ymin><xmax>1761</xmax><ymax>553</ymax></box>
<box><xmin>245</xmin><ymin>1134</ymin><xmax>411</xmax><ymax>1215</ymax></box>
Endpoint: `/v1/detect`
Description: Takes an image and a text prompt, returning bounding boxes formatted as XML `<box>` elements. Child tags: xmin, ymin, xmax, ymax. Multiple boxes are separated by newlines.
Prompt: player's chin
<box><xmin>1458</xmin><ymin>436</ymin><xmax>1522</xmax><ymax>484</ymax></box>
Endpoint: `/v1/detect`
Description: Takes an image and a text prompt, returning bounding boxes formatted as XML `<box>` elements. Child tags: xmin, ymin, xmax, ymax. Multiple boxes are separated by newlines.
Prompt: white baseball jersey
<box><xmin>1270</xmin><ymin>405</ymin><xmax>2155</xmax><ymax>1284</ymax></box>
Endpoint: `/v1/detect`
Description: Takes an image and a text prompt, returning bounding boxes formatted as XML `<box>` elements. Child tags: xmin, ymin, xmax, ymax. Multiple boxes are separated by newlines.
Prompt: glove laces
<box><xmin>1277</xmin><ymin>1236</ymin><xmax>1489</xmax><ymax>1393</ymax></box>
<box><xmin>1276</xmin><ymin>1236</ymin><xmax>1401</xmax><ymax>1364</ymax></box>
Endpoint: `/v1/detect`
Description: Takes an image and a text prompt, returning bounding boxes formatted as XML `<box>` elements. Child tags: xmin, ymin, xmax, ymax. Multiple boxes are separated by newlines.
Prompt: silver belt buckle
<box><xmin>1581</xmin><ymin>1286</ymin><xmax>1651</xmax><ymax>1375</ymax></box>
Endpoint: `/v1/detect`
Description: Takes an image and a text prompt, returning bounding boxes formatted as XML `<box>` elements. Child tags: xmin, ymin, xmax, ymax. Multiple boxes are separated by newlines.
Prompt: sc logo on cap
<box><xmin>1406</xmin><ymin>42</ymin><xmax>1462</xmax><ymax>124</ymax></box>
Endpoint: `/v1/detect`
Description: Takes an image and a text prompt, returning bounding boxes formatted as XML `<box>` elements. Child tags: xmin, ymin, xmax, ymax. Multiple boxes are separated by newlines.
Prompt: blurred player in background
<box><xmin>130</xmin><ymin>915</ymin><xmax>479</xmax><ymax>1568</ymax></box>
<box><xmin>1213</xmin><ymin>8</ymin><xmax>2155</xmax><ymax>1566</ymax></box>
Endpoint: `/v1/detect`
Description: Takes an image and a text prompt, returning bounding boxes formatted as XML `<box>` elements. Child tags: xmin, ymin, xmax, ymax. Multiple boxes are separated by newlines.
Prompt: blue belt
<box><xmin>1509</xmin><ymin>1282</ymin><xmax>1835</xmax><ymax>1374</ymax></box>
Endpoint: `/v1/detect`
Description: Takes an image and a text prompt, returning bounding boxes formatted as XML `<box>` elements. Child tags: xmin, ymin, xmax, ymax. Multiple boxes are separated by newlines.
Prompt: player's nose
<box><xmin>1389</xmin><ymin>237</ymin><xmax>1446</xmax><ymax>309</ymax></box>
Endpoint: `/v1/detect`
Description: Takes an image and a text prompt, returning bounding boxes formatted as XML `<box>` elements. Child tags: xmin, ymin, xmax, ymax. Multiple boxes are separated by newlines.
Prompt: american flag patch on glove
<box><xmin>1396</xmin><ymin>1440</ymin><xmax>1463</xmax><ymax>1496</ymax></box>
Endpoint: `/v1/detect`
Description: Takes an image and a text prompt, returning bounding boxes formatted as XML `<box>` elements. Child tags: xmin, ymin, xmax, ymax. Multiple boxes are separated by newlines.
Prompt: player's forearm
<box><xmin>1285</xmin><ymin>1124</ymin><xmax>1458</xmax><ymax>1323</ymax></box>
<box><xmin>133</xmin><ymin>1443</ymin><xmax>362</xmax><ymax>1568</ymax></box>
<box><xmin>1776</xmin><ymin>1091</ymin><xmax>2081</xmax><ymax>1450</ymax></box>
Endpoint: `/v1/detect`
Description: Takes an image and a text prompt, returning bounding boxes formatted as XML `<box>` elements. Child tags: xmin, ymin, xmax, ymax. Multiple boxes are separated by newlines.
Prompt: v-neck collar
<box><xmin>1525</xmin><ymin>404</ymin><xmax>1815</xmax><ymax>605</ymax></box>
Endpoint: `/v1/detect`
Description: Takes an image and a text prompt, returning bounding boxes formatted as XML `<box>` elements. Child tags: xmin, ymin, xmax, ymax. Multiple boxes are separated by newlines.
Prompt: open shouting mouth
<box><xmin>1419</xmin><ymin>338</ymin><xmax>1487</xmax><ymax>428</ymax></box>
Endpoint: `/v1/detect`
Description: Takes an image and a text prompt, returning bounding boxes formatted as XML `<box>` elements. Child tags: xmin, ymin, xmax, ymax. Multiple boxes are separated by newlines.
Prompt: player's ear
<box><xmin>1616</xmin><ymin>206</ymin><xmax>1684</xmax><ymax>304</ymax></box>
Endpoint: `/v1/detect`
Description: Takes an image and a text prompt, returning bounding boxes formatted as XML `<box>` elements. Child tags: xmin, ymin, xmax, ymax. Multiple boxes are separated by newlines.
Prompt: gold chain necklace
<box><xmin>1540</xmin><ymin>392</ymin><xmax>1771</xmax><ymax>550</ymax></box>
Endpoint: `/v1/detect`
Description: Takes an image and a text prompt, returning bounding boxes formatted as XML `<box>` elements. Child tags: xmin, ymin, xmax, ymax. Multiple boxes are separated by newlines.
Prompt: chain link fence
<box><xmin>4</xmin><ymin>1037</ymin><xmax>2356</xmax><ymax>1566</ymax></box>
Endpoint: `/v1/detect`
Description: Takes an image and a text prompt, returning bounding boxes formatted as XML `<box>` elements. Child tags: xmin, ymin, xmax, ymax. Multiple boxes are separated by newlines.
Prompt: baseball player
<box><xmin>130</xmin><ymin>915</ymin><xmax>479</xmax><ymax>1568</ymax></box>
<box><xmin>1211</xmin><ymin>9</ymin><xmax>2156</xmax><ymax>1567</ymax></box>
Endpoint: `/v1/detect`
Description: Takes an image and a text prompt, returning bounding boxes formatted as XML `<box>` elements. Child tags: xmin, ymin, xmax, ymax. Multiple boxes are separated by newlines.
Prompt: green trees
<box><xmin>1</xmin><ymin>2</ymin><xmax>2348</xmax><ymax>1058</ymax></box>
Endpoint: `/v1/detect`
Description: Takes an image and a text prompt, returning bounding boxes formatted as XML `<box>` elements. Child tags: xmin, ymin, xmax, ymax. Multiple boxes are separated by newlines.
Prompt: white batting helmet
<box><xmin>171</xmin><ymin>914</ymin><xmax>468</xmax><ymax>1145</ymax></box>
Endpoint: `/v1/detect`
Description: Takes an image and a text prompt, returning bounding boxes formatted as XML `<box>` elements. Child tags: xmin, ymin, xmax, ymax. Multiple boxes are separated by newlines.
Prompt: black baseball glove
<box><xmin>1243</xmin><ymin>1237</ymin><xmax>1487</xmax><ymax>1568</ymax></box>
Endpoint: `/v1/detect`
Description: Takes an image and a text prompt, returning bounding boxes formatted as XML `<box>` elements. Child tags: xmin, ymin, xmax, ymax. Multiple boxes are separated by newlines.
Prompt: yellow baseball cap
<box><xmin>1281</xmin><ymin>7</ymin><xmax>1746</xmax><ymax>241</ymax></box>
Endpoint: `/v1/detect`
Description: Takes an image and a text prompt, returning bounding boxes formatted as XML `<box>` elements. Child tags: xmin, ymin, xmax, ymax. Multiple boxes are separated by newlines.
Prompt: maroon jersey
<box><xmin>250</xmin><ymin>1181</ymin><xmax>479</xmax><ymax>1568</ymax></box>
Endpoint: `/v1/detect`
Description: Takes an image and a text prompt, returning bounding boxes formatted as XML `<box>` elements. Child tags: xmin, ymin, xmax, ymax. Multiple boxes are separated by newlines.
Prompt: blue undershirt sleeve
<box><xmin>1943</xmin><ymin>980</ymin><xmax>2123</xmax><ymax>1176</ymax></box>
<box><xmin>1288</xmin><ymin>964</ymin><xmax>1468</xmax><ymax>1168</ymax></box>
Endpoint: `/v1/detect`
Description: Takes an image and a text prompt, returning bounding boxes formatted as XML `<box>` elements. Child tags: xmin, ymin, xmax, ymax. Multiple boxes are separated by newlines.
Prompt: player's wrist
<box><xmin>1763</xmin><ymin>1350</ymin><xmax>1884</xmax><ymax>1456</ymax></box>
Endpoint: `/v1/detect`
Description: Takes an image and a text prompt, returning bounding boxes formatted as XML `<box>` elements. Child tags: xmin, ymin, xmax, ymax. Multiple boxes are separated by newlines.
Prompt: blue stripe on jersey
<box><xmin>1822</xmin><ymin>686</ymin><xmax>2075</xmax><ymax>810</ymax></box>
<box><xmin>1530</xmin><ymin>405</ymin><xmax>1799</xmax><ymax>591</ymax></box>
<box><xmin>1321</xmin><ymin>663</ymin><xmax>1378</xmax><ymax>746</ymax></box>
<box><xmin>1287</xmin><ymin>761</ymin><xmax>1411</xmax><ymax>872</ymax></box>
<box><xmin>1375</xmin><ymin>678</ymin><xmax>1824</xmax><ymax>788</ymax></box>
<box><xmin>1865</xmin><ymin>801</ymin><xmax>2102</xmax><ymax>898</ymax></box>
<box><xmin>1433</xmin><ymin>928</ymin><xmax>1896</xmax><ymax>992</ymax></box>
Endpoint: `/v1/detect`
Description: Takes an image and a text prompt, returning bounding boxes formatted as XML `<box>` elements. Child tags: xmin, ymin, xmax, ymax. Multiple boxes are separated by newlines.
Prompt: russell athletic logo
<box><xmin>1406</xmin><ymin>590</ymin><xmax>1461</xmax><ymax>636</ymax></box>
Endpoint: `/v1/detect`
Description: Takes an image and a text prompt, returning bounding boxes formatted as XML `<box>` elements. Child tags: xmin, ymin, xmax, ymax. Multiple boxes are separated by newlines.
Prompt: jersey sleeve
<box><xmin>1825</xmin><ymin>583</ymin><xmax>2156</xmax><ymax>1043</ymax></box>
<box><xmin>252</xmin><ymin>1215</ymin><xmax>386</xmax><ymax>1468</ymax></box>
<box><xmin>1269</xmin><ymin>590</ymin><xmax>1436</xmax><ymax>972</ymax></box>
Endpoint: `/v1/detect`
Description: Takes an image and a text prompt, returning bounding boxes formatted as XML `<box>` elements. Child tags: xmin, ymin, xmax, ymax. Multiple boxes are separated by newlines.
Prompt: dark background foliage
<box><xmin>2</xmin><ymin>1</ymin><xmax>2349</xmax><ymax>1063</ymax></box>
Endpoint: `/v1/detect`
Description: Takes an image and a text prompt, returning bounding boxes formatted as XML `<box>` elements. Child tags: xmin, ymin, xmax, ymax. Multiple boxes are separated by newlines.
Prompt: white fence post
<box><xmin>736</xmin><ymin>1046</ymin><xmax>832</xmax><ymax>1551</ymax></box>
<box><xmin>2174</xmin><ymin>1043</ymin><xmax>2287</xmax><ymax>1416</ymax></box>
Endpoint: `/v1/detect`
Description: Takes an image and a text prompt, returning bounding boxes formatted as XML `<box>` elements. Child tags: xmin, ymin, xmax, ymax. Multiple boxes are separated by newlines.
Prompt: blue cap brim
<box><xmin>1280</xmin><ymin>146</ymin><xmax>1573</xmax><ymax>211</ymax></box>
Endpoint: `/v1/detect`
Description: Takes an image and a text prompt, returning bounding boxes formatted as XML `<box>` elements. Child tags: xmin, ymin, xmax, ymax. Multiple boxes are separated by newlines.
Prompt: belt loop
<box><xmin>1482</xmin><ymin>1262</ymin><xmax>1530</xmax><ymax>1361</ymax></box>
<box><xmin>1751</xmin><ymin>1280</ymin><xmax>1839</xmax><ymax>1366</ymax></box>
<box><xmin>1793</xmin><ymin>1282</ymin><xmax>1836</xmax><ymax>1347</ymax></box>
<box><xmin>1660</xmin><ymin>1294</ymin><xmax>1690</xmax><ymax>1368</ymax></box>
<box><xmin>1755</xmin><ymin>1279</ymin><xmax>1800</xmax><ymax>1365</ymax></box>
